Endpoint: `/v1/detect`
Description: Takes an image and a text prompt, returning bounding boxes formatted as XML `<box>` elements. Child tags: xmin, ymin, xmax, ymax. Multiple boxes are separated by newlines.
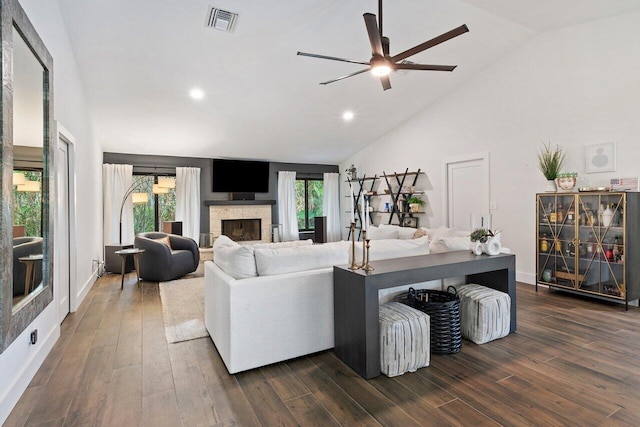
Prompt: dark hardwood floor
<box><xmin>6</xmin><ymin>271</ymin><xmax>640</xmax><ymax>426</ymax></box>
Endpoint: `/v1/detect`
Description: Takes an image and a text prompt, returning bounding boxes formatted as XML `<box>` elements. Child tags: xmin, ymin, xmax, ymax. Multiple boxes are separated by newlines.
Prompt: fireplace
<box><xmin>208</xmin><ymin>202</ymin><xmax>274</xmax><ymax>243</ymax></box>
<box><xmin>222</xmin><ymin>219</ymin><xmax>262</xmax><ymax>242</ymax></box>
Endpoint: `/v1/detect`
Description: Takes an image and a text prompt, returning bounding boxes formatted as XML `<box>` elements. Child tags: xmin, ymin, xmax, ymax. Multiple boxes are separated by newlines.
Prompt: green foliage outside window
<box><xmin>296</xmin><ymin>179</ymin><xmax>323</xmax><ymax>231</ymax></box>
<box><xmin>13</xmin><ymin>170</ymin><xmax>42</xmax><ymax>236</ymax></box>
<box><xmin>132</xmin><ymin>175</ymin><xmax>176</xmax><ymax>234</ymax></box>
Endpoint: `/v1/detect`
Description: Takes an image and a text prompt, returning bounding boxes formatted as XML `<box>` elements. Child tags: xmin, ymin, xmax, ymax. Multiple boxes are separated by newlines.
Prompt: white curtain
<box><xmin>176</xmin><ymin>167</ymin><xmax>201</xmax><ymax>241</ymax></box>
<box><xmin>103</xmin><ymin>164</ymin><xmax>133</xmax><ymax>245</ymax></box>
<box><xmin>278</xmin><ymin>171</ymin><xmax>299</xmax><ymax>241</ymax></box>
<box><xmin>322</xmin><ymin>172</ymin><xmax>342</xmax><ymax>242</ymax></box>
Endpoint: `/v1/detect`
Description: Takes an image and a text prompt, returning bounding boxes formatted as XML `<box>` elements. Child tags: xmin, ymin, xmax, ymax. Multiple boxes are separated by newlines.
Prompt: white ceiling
<box><xmin>57</xmin><ymin>0</ymin><xmax>640</xmax><ymax>164</ymax></box>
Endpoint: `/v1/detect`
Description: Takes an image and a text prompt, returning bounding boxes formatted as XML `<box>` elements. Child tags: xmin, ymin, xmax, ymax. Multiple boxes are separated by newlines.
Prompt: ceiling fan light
<box><xmin>370</xmin><ymin>58</ymin><xmax>392</xmax><ymax>77</ymax></box>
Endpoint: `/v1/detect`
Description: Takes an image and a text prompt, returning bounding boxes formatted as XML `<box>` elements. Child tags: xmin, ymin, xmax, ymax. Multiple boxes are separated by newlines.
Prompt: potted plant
<box><xmin>469</xmin><ymin>228</ymin><xmax>496</xmax><ymax>243</ymax></box>
<box><xmin>345</xmin><ymin>164</ymin><xmax>357</xmax><ymax>180</ymax></box>
<box><xmin>469</xmin><ymin>228</ymin><xmax>502</xmax><ymax>256</ymax></box>
<box><xmin>406</xmin><ymin>196</ymin><xmax>424</xmax><ymax>213</ymax></box>
<box><xmin>537</xmin><ymin>142</ymin><xmax>565</xmax><ymax>192</ymax></box>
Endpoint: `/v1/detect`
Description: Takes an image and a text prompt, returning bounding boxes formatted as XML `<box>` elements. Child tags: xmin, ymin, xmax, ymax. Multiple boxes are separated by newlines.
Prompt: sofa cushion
<box><xmin>429</xmin><ymin>236</ymin><xmax>471</xmax><ymax>254</ymax></box>
<box><xmin>252</xmin><ymin>239</ymin><xmax>313</xmax><ymax>249</ymax></box>
<box><xmin>213</xmin><ymin>235</ymin><xmax>238</xmax><ymax>250</ymax></box>
<box><xmin>214</xmin><ymin>243</ymin><xmax>258</xmax><ymax>279</ymax></box>
<box><xmin>379</xmin><ymin>224</ymin><xmax>417</xmax><ymax>240</ymax></box>
<box><xmin>367</xmin><ymin>225</ymin><xmax>399</xmax><ymax>240</ymax></box>
<box><xmin>254</xmin><ymin>241</ymin><xmax>349</xmax><ymax>276</ymax></box>
<box><xmin>351</xmin><ymin>236</ymin><xmax>430</xmax><ymax>265</ymax></box>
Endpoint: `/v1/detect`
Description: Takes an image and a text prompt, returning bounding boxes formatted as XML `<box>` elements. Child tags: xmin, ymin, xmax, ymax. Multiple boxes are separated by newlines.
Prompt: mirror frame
<box><xmin>0</xmin><ymin>0</ymin><xmax>54</xmax><ymax>352</ymax></box>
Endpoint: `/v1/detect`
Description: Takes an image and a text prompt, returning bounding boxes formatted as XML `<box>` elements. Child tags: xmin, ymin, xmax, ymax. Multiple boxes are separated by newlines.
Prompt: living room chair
<box><xmin>13</xmin><ymin>236</ymin><xmax>43</xmax><ymax>297</ymax></box>
<box><xmin>134</xmin><ymin>232</ymin><xmax>199</xmax><ymax>282</ymax></box>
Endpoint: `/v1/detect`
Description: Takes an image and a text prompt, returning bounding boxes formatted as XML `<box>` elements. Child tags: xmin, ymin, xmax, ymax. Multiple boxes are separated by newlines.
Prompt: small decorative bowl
<box><xmin>556</xmin><ymin>173</ymin><xmax>578</xmax><ymax>191</ymax></box>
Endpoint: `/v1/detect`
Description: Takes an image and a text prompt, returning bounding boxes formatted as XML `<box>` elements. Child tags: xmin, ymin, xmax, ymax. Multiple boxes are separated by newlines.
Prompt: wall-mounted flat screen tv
<box><xmin>212</xmin><ymin>159</ymin><xmax>270</xmax><ymax>193</ymax></box>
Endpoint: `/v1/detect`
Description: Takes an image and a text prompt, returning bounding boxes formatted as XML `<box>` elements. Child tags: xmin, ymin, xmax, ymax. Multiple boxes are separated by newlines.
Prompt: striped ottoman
<box><xmin>379</xmin><ymin>302</ymin><xmax>430</xmax><ymax>377</ymax></box>
<box><xmin>456</xmin><ymin>284</ymin><xmax>510</xmax><ymax>344</ymax></box>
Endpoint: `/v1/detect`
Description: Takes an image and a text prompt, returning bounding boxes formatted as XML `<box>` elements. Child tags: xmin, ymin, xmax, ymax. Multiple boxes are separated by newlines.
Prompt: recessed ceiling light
<box><xmin>342</xmin><ymin>110</ymin><xmax>354</xmax><ymax>121</ymax></box>
<box><xmin>189</xmin><ymin>88</ymin><xmax>205</xmax><ymax>100</ymax></box>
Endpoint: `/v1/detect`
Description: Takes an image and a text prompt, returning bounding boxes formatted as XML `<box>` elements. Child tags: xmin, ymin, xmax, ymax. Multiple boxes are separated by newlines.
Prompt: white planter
<box><xmin>545</xmin><ymin>179</ymin><xmax>557</xmax><ymax>192</ymax></box>
<box><xmin>472</xmin><ymin>237</ymin><xmax>502</xmax><ymax>256</ymax></box>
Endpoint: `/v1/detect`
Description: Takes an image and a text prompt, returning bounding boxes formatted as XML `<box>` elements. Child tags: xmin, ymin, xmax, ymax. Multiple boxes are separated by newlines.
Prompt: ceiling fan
<box><xmin>297</xmin><ymin>0</ymin><xmax>469</xmax><ymax>91</ymax></box>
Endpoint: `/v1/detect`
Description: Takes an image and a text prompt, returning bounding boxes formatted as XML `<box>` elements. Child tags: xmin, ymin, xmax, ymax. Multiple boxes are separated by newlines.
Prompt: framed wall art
<box><xmin>585</xmin><ymin>142</ymin><xmax>616</xmax><ymax>173</ymax></box>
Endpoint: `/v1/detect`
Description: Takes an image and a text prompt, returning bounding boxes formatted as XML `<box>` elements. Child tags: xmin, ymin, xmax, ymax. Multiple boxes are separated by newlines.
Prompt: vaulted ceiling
<box><xmin>57</xmin><ymin>0</ymin><xmax>640</xmax><ymax>164</ymax></box>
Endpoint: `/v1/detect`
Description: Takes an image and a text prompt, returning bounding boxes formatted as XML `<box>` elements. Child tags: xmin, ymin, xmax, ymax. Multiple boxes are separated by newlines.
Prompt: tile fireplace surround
<box><xmin>208</xmin><ymin>202</ymin><xmax>273</xmax><ymax>243</ymax></box>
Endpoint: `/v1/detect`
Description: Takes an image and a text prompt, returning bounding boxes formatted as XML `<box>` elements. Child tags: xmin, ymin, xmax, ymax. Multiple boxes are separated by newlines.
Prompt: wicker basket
<box><xmin>397</xmin><ymin>286</ymin><xmax>462</xmax><ymax>354</ymax></box>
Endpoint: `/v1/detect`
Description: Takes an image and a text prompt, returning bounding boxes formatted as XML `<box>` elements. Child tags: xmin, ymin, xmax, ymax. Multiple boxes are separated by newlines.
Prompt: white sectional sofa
<box><xmin>204</xmin><ymin>228</ymin><xmax>472</xmax><ymax>374</ymax></box>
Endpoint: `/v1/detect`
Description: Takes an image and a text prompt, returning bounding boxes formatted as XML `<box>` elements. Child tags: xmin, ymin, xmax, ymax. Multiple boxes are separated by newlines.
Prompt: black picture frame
<box><xmin>403</xmin><ymin>217</ymin><xmax>418</xmax><ymax>228</ymax></box>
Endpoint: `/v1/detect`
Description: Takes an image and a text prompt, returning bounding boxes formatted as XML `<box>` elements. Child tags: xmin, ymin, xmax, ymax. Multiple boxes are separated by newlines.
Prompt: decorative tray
<box><xmin>578</xmin><ymin>187</ymin><xmax>611</xmax><ymax>192</ymax></box>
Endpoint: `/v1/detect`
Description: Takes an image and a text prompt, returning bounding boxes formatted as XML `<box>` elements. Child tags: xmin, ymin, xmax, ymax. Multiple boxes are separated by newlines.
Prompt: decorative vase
<box><xmin>602</xmin><ymin>205</ymin><xmax>613</xmax><ymax>227</ymax></box>
<box><xmin>472</xmin><ymin>241</ymin><xmax>483</xmax><ymax>256</ymax></box>
<box><xmin>545</xmin><ymin>179</ymin><xmax>557</xmax><ymax>192</ymax></box>
<box><xmin>351</xmin><ymin>171</ymin><xmax>357</xmax><ymax>180</ymax></box>
<box><xmin>472</xmin><ymin>238</ymin><xmax>502</xmax><ymax>256</ymax></box>
<box><xmin>542</xmin><ymin>269</ymin><xmax>552</xmax><ymax>282</ymax></box>
<box><xmin>556</xmin><ymin>173</ymin><xmax>577</xmax><ymax>192</ymax></box>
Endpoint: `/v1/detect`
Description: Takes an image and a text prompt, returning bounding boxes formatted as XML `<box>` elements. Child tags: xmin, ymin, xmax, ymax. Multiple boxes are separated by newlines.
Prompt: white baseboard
<box><xmin>517</xmin><ymin>271</ymin><xmax>536</xmax><ymax>285</ymax></box>
<box><xmin>0</xmin><ymin>306</ymin><xmax>60</xmax><ymax>425</ymax></box>
<box><xmin>73</xmin><ymin>269</ymin><xmax>98</xmax><ymax>313</ymax></box>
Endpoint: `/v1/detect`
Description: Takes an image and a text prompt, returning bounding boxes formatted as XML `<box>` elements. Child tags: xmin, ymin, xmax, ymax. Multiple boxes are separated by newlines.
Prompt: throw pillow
<box><xmin>155</xmin><ymin>236</ymin><xmax>172</xmax><ymax>250</ymax></box>
<box><xmin>379</xmin><ymin>224</ymin><xmax>417</xmax><ymax>240</ymax></box>
<box><xmin>367</xmin><ymin>225</ymin><xmax>399</xmax><ymax>240</ymax></box>
<box><xmin>397</xmin><ymin>227</ymin><xmax>417</xmax><ymax>240</ymax></box>
<box><xmin>214</xmin><ymin>245</ymin><xmax>258</xmax><ymax>279</ymax></box>
<box><xmin>429</xmin><ymin>236</ymin><xmax>471</xmax><ymax>254</ymax></box>
<box><xmin>412</xmin><ymin>228</ymin><xmax>427</xmax><ymax>239</ymax></box>
<box><xmin>213</xmin><ymin>235</ymin><xmax>239</xmax><ymax>250</ymax></box>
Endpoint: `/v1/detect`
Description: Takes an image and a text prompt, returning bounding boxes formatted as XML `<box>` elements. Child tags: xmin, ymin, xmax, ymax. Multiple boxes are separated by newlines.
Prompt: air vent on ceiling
<box><xmin>206</xmin><ymin>7</ymin><xmax>238</xmax><ymax>32</ymax></box>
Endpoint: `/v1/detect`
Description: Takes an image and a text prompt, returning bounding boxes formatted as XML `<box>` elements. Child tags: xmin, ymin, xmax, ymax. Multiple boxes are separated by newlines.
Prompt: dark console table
<box><xmin>333</xmin><ymin>251</ymin><xmax>516</xmax><ymax>379</ymax></box>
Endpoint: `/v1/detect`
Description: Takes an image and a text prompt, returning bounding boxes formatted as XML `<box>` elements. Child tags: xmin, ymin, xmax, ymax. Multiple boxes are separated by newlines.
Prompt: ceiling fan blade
<box><xmin>391</xmin><ymin>24</ymin><xmax>469</xmax><ymax>63</ymax></box>
<box><xmin>363</xmin><ymin>13</ymin><xmax>384</xmax><ymax>57</ymax></box>
<box><xmin>297</xmin><ymin>51</ymin><xmax>370</xmax><ymax>66</ymax></box>
<box><xmin>394</xmin><ymin>63</ymin><xmax>457</xmax><ymax>71</ymax></box>
<box><xmin>320</xmin><ymin>68</ymin><xmax>370</xmax><ymax>85</ymax></box>
<box><xmin>380</xmin><ymin>75</ymin><xmax>391</xmax><ymax>91</ymax></box>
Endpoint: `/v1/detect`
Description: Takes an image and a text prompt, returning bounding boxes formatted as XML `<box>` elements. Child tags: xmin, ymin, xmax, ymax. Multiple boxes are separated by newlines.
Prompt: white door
<box><xmin>445</xmin><ymin>153</ymin><xmax>490</xmax><ymax>230</ymax></box>
<box><xmin>57</xmin><ymin>140</ymin><xmax>70</xmax><ymax>323</ymax></box>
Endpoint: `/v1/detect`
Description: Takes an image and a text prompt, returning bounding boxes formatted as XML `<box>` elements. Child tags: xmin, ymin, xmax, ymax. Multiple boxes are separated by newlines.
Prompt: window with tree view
<box><xmin>296</xmin><ymin>178</ymin><xmax>323</xmax><ymax>231</ymax></box>
<box><xmin>13</xmin><ymin>169</ymin><xmax>42</xmax><ymax>237</ymax></box>
<box><xmin>132</xmin><ymin>175</ymin><xmax>176</xmax><ymax>234</ymax></box>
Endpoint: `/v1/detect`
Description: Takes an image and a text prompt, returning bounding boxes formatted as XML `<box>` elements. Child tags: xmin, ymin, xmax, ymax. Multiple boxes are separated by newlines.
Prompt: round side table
<box><xmin>114</xmin><ymin>248</ymin><xmax>145</xmax><ymax>289</ymax></box>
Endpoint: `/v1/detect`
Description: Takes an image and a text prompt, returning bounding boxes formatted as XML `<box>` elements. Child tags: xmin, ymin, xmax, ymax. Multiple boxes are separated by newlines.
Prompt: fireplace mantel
<box><xmin>205</xmin><ymin>200</ymin><xmax>276</xmax><ymax>206</ymax></box>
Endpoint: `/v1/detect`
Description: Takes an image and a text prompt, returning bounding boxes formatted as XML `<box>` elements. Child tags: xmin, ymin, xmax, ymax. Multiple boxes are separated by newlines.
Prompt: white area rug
<box><xmin>159</xmin><ymin>276</ymin><xmax>208</xmax><ymax>344</ymax></box>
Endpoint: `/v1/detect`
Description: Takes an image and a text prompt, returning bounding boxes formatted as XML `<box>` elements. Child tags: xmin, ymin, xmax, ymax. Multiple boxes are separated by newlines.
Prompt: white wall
<box><xmin>0</xmin><ymin>0</ymin><xmax>102</xmax><ymax>423</ymax></box>
<box><xmin>341</xmin><ymin>11</ymin><xmax>640</xmax><ymax>284</ymax></box>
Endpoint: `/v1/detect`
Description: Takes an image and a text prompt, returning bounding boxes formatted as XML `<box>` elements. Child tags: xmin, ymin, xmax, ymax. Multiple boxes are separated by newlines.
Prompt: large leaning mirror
<box><xmin>0</xmin><ymin>0</ymin><xmax>54</xmax><ymax>352</ymax></box>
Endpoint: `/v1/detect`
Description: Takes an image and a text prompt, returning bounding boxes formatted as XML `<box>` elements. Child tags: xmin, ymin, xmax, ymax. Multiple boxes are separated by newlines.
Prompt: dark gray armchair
<box><xmin>134</xmin><ymin>232</ymin><xmax>199</xmax><ymax>282</ymax></box>
<box><xmin>13</xmin><ymin>236</ymin><xmax>43</xmax><ymax>297</ymax></box>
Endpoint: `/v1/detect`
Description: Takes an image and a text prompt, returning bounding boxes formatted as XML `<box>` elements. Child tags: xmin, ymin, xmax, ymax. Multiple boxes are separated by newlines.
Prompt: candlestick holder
<box><xmin>362</xmin><ymin>238</ymin><xmax>374</xmax><ymax>271</ymax></box>
<box><xmin>361</xmin><ymin>229</ymin><xmax>367</xmax><ymax>269</ymax></box>
<box><xmin>348</xmin><ymin>222</ymin><xmax>359</xmax><ymax>270</ymax></box>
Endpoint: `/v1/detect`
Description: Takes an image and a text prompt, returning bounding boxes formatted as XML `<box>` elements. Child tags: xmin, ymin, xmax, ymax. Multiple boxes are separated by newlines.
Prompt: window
<box><xmin>295</xmin><ymin>178</ymin><xmax>323</xmax><ymax>231</ymax></box>
<box><xmin>13</xmin><ymin>169</ymin><xmax>42</xmax><ymax>236</ymax></box>
<box><xmin>132</xmin><ymin>175</ymin><xmax>176</xmax><ymax>234</ymax></box>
